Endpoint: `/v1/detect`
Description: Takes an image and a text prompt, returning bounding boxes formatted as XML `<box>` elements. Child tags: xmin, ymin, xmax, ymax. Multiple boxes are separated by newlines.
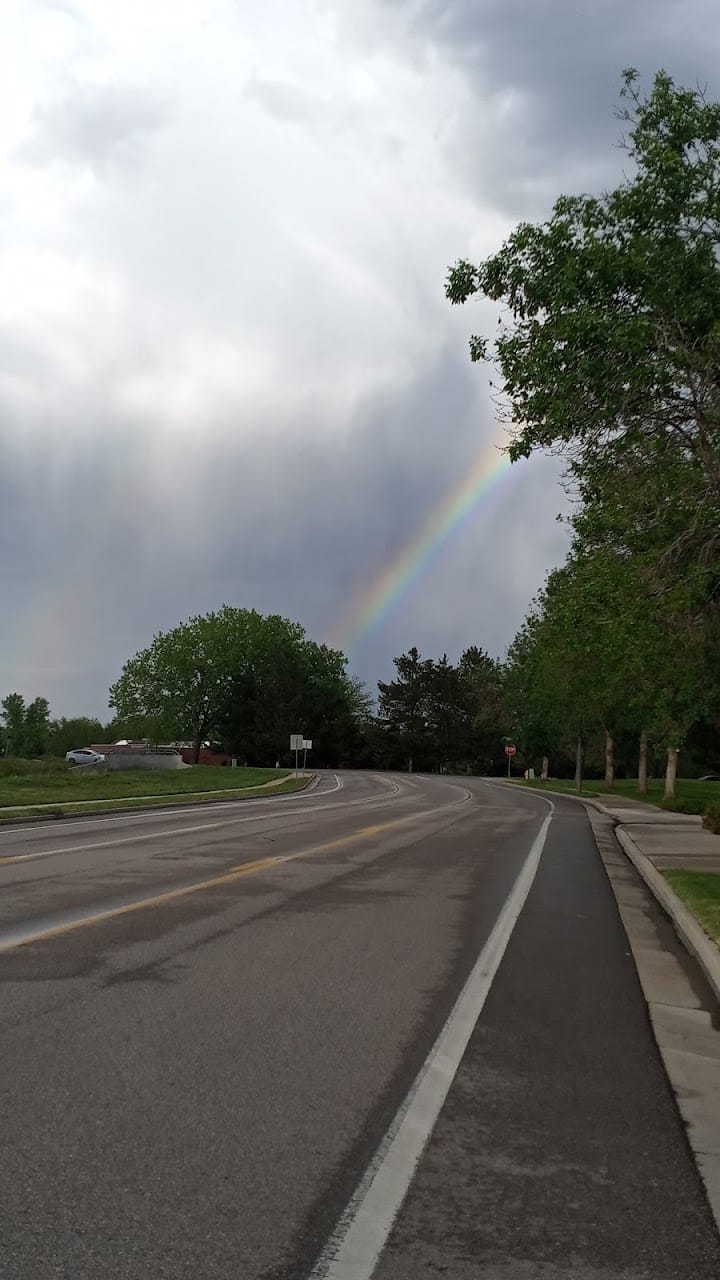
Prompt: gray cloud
<box><xmin>16</xmin><ymin>82</ymin><xmax>166</xmax><ymax>174</ymax></box>
<box><xmin>245</xmin><ymin>76</ymin><xmax>325</xmax><ymax>125</ymax></box>
<box><xmin>0</xmin><ymin>340</ymin><xmax>568</xmax><ymax>714</ymax></box>
<box><xmin>1</xmin><ymin>1</ymin><xmax>718</xmax><ymax>719</ymax></box>
<box><xmin>380</xmin><ymin>0</ymin><xmax>720</xmax><ymax>215</ymax></box>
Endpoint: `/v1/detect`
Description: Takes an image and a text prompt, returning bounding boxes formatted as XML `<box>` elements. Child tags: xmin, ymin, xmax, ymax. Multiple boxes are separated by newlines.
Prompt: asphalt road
<box><xmin>1</xmin><ymin>772</ymin><xmax>718</xmax><ymax>1279</ymax></box>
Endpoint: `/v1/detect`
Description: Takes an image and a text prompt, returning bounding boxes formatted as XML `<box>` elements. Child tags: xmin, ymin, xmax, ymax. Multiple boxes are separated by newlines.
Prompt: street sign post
<box><xmin>290</xmin><ymin>734</ymin><xmax>304</xmax><ymax>774</ymax></box>
<box><xmin>504</xmin><ymin>743</ymin><xmax>516</xmax><ymax>778</ymax></box>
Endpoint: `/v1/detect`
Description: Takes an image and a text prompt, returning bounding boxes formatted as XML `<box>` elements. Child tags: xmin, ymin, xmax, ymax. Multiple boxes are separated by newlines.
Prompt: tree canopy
<box><xmin>1</xmin><ymin>694</ymin><xmax>51</xmax><ymax>758</ymax></box>
<box><xmin>109</xmin><ymin>606</ymin><xmax>370</xmax><ymax>766</ymax></box>
<box><xmin>377</xmin><ymin>646</ymin><xmax>505</xmax><ymax>774</ymax></box>
<box><xmin>447</xmin><ymin>70</ymin><xmax>720</xmax><ymax>541</ymax></box>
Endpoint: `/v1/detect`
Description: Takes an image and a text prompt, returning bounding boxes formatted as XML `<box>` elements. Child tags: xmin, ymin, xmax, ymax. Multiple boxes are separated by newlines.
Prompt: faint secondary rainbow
<box><xmin>330</xmin><ymin>440</ymin><xmax>514</xmax><ymax>652</ymax></box>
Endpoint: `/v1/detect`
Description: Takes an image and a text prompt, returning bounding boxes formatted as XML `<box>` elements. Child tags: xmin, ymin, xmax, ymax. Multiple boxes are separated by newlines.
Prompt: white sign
<box><xmin>303</xmin><ymin>739</ymin><xmax>312</xmax><ymax>750</ymax></box>
<box><xmin>290</xmin><ymin>734</ymin><xmax>304</xmax><ymax>751</ymax></box>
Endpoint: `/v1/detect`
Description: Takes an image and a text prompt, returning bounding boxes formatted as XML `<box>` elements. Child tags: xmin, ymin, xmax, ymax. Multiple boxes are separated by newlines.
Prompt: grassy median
<box><xmin>508</xmin><ymin>776</ymin><xmax>720</xmax><ymax>815</ymax></box>
<box><xmin>0</xmin><ymin>763</ymin><xmax>306</xmax><ymax>819</ymax></box>
<box><xmin>663</xmin><ymin>870</ymin><xmax>720</xmax><ymax>947</ymax></box>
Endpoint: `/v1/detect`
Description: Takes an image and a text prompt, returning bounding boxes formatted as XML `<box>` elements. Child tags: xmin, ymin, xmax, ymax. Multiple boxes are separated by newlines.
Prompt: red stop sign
<box><xmin>504</xmin><ymin>744</ymin><xmax>517</xmax><ymax>756</ymax></box>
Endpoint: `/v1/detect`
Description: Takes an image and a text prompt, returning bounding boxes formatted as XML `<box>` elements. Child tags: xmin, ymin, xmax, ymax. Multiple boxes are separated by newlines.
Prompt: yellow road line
<box><xmin>0</xmin><ymin>802</ymin><xmax>467</xmax><ymax>954</ymax></box>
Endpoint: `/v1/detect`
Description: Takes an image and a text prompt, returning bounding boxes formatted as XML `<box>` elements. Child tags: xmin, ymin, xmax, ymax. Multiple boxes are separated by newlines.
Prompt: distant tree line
<box><xmin>3</xmin><ymin>596</ymin><xmax>718</xmax><ymax>782</ymax></box>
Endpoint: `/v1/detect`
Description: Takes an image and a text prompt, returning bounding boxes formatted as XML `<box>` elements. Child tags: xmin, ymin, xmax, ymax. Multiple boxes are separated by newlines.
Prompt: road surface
<box><xmin>1</xmin><ymin>771</ymin><xmax>718</xmax><ymax>1279</ymax></box>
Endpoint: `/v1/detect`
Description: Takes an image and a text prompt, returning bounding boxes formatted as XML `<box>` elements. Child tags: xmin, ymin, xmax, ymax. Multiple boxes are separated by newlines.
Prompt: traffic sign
<box><xmin>302</xmin><ymin>740</ymin><xmax>312</xmax><ymax>750</ymax></box>
<box><xmin>504</xmin><ymin>744</ymin><xmax>517</xmax><ymax>756</ymax></box>
<box><xmin>290</xmin><ymin>734</ymin><xmax>304</xmax><ymax>751</ymax></box>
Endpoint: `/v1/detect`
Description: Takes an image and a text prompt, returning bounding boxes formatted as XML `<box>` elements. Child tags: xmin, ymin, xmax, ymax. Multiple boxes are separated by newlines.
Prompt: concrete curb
<box><xmin>0</xmin><ymin>772</ymin><xmax>318</xmax><ymax>828</ymax></box>
<box><xmin>614</xmin><ymin>824</ymin><xmax>720</xmax><ymax>1010</ymax></box>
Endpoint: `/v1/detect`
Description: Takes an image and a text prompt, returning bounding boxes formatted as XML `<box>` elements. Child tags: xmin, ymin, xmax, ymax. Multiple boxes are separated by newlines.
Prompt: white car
<box><xmin>66</xmin><ymin>748</ymin><xmax>105</xmax><ymax>766</ymax></box>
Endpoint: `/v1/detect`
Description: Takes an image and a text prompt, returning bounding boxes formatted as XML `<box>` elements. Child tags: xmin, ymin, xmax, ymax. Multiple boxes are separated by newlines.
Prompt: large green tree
<box><xmin>110</xmin><ymin>608</ymin><xmax>307</xmax><ymax>761</ymax></box>
<box><xmin>447</xmin><ymin>69</ymin><xmax>720</xmax><ymax>556</ymax></box>
<box><xmin>110</xmin><ymin>606</ymin><xmax>369</xmax><ymax>766</ymax></box>
<box><xmin>219</xmin><ymin>631</ymin><xmax>369</xmax><ymax>766</ymax></box>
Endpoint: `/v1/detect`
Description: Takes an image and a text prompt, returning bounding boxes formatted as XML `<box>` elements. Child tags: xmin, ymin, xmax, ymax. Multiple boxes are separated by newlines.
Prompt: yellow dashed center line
<box><xmin>0</xmin><ymin>802</ymin><xmax>467</xmax><ymax>954</ymax></box>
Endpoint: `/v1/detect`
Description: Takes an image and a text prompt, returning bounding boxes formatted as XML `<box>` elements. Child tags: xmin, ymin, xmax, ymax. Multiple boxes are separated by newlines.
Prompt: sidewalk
<box><xmin>595</xmin><ymin>792</ymin><xmax>720</xmax><ymax>873</ymax></box>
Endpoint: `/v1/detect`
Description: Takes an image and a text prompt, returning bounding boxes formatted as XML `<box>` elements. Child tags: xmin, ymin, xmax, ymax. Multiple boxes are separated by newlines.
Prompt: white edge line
<box><xmin>312</xmin><ymin>796</ymin><xmax>554</xmax><ymax>1280</ymax></box>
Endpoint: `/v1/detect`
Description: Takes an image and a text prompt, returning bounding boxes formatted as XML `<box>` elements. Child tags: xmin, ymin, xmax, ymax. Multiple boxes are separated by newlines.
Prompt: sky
<box><xmin>2</xmin><ymin>0</ymin><xmax>719</xmax><ymax>718</ymax></box>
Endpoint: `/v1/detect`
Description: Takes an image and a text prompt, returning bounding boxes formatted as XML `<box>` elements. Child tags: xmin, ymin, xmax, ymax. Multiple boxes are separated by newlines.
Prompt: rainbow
<box><xmin>330</xmin><ymin>439</ymin><xmax>514</xmax><ymax>653</ymax></box>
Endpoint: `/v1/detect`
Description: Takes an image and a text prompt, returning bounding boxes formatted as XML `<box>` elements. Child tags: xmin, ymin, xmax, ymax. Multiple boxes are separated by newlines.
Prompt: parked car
<box><xmin>698</xmin><ymin>773</ymin><xmax>720</xmax><ymax>782</ymax></box>
<box><xmin>66</xmin><ymin>748</ymin><xmax>105</xmax><ymax>766</ymax></box>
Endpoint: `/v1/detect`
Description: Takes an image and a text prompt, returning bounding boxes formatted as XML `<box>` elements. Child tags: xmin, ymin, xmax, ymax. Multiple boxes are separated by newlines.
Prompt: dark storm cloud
<box><xmin>0</xmin><ymin>343</ymin><xmax>568</xmax><ymax>714</ymax></box>
<box><xmin>387</xmin><ymin>0</ymin><xmax>720</xmax><ymax>214</ymax></box>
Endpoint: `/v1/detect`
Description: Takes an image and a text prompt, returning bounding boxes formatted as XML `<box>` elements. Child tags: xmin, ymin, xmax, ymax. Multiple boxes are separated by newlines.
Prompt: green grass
<box><xmin>510</xmin><ymin>776</ymin><xmax>720</xmax><ymax>815</ymax></box>
<box><xmin>0</xmin><ymin>778</ymin><xmax>308</xmax><ymax>820</ymax></box>
<box><xmin>0</xmin><ymin>764</ymin><xmax>300</xmax><ymax>816</ymax></box>
<box><xmin>663</xmin><ymin>870</ymin><xmax>720</xmax><ymax>946</ymax></box>
<box><xmin>0</xmin><ymin>756</ymin><xmax>71</xmax><ymax>778</ymax></box>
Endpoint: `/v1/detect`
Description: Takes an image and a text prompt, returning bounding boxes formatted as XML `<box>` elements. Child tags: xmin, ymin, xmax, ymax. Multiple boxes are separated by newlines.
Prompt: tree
<box><xmin>503</xmin><ymin>617</ymin><xmax>567</xmax><ymax>780</ymax></box>
<box><xmin>376</xmin><ymin>647</ymin><xmax>506</xmax><ymax>774</ymax></box>
<box><xmin>1</xmin><ymin>693</ymin><xmax>50</xmax><ymax>758</ymax></box>
<box><xmin>377</xmin><ymin>648</ymin><xmax>435</xmax><ymax>771</ymax></box>
<box><xmin>458</xmin><ymin>646</ymin><xmax>506</xmax><ymax>772</ymax></box>
<box><xmin>447</xmin><ymin>69</ymin><xmax>720</xmax><ymax>582</ymax></box>
<box><xmin>219</xmin><ymin>630</ymin><xmax>368</xmax><ymax>766</ymax></box>
<box><xmin>1</xmin><ymin>694</ymin><xmax>27</xmax><ymax>757</ymax></box>
<box><xmin>23</xmin><ymin>698</ymin><xmax>51</xmax><ymax>757</ymax></box>
<box><xmin>503</xmin><ymin>529</ymin><xmax>719</xmax><ymax>796</ymax></box>
<box><xmin>299</xmin><ymin>644</ymin><xmax>373</xmax><ymax>767</ymax></box>
<box><xmin>110</xmin><ymin>608</ymin><xmax>278</xmax><ymax>761</ymax></box>
<box><xmin>426</xmin><ymin>654</ymin><xmax>466</xmax><ymax>772</ymax></box>
<box><xmin>218</xmin><ymin>615</ymin><xmax>313</xmax><ymax>764</ymax></box>
<box><xmin>47</xmin><ymin>717</ymin><xmax>106</xmax><ymax>757</ymax></box>
<box><xmin>110</xmin><ymin>606</ymin><xmax>369</xmax><ymax>767</ymax></box>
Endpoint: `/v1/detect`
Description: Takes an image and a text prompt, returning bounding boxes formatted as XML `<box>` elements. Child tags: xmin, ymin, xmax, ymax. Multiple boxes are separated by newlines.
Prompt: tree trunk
<box><xmin>408</xmin><ymin>756</ymin><xmax>413</xmax><ymax>773</ymax></box>
<box><xmin>604</xmin><ymin>729</ymin><xmax>615</xmax><ymax>790</ymax></box>
<box><xmin>574</xmin><ymin>730</ymin><xmax>584</xmax><ymax>793</ymax></box>
<box><xmin>541</xmin><ymin>755</ymin><xmax>549</xmax><ymax>781</ymax></box>
<box><xmin>664</xmin><ymin>746</ymin><xmax>679</xmax><ymax>801</ymax></box>
<box><xmin>193</xmin><ymin>729</ymin><xmax>202</xmax><ymax>765</ymax></box>
<box><xmin>638</xmin><ymin>730</ymin><xmax>649</xmax><ymax>795</ymax></box>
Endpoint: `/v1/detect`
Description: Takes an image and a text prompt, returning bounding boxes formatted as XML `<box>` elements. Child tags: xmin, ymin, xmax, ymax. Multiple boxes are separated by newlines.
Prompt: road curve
<box><xmin>1</xmin><ymin>771</ymin><xmax>718</xmax><ymax>1279</ymax></box>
